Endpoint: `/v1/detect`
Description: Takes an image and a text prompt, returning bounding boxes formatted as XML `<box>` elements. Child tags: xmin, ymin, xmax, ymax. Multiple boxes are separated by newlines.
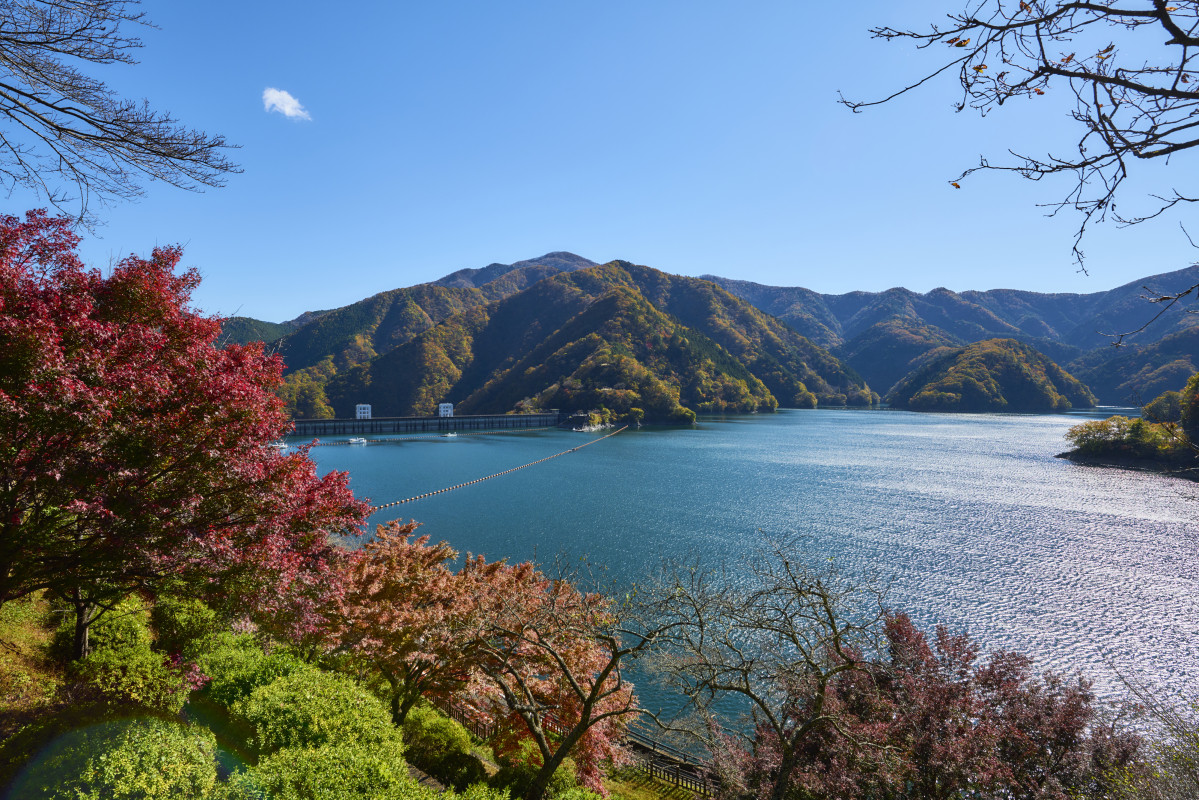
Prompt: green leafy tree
<box><xmin>1181</xmin><ymin>371</ymin><xmax>1199</xmax><ymax>446</ymax></box>
<box><xmin>1145</xmin><ymin>390</ymin><xmax>1185</xmax><ymax>424</ymax></box>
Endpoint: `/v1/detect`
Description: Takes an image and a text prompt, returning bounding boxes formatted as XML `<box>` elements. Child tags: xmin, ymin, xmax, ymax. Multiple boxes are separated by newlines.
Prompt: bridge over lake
<box><xmin>290</xmin><ymin>412</ymin><xmax>567</xmax><ymax>437</ymax></box>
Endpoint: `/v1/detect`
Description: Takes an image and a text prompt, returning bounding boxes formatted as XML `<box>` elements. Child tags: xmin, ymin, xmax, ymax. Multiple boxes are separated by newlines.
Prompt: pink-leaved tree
<box><xmin>462</xmin><ymin>556</ymin><xmax>656</xmax><ymax>800</ymax></box>
<box><xmin>332</xmin><ymin>520</ymin><xmax>482</xmax><ymax>724</ymax></box>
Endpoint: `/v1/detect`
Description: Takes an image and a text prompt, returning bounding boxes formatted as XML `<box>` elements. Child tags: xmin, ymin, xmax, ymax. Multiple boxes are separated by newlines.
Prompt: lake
<box><xmin>303</xmin><ymin>409</ymin><xmax>1199</xmax><ymax>704</ymax></box>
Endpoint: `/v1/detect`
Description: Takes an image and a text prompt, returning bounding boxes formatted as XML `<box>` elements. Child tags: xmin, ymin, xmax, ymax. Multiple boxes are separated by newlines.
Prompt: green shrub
<box><xmin>1064</xmin><ymin>415</ymin><xmax>1189</xmax><ymax>459</ymax></box>
<box><xmin>1181</xmin><ymin>371</ymin><xmax>1199</xmax><ymax>445</ymax></box>
<box><xmin>8</xmin><ymin>715</ymin><xmax>217</xmax><ymax>800</ymax></box>
<box><xmin>451</xmin><ymin>786</ymin><xmax>511</xmax><ymax>800</ymax></box>
<box><xmin>552</xmin><ymin>789</ymin><xmax>604</xmax><ymax>800</ymax></box>
<box><xmin>72</xmin><ymin>644</ymin><xmax>193</xmax><ymax>713</ymax></box>
<box><xmin>52</xmin><ymin>596</ymin><xmax>152</xmax><ymax>661</ymax></box>
<box><xmin>233</xmin><ymin>668</ymin><xmax>398</xmax><ymax>754</ymax></box>
<box><xmin>401</xmin><ymin>703</ymin><xmax>472</xmax><ymax>763</ymax></box>
<box><xmin>151</xmin><ymin>596</ymin><xmax>221</xmax><ymax>659</ymax></box>
<box><xmin>438</xmin><ymin>750</ymin><xmax>490</xmax><ymax>792</ymax></box>
<box><xmin>197</xmin><ymin>632</ymin><xmax>310</xmax><ymax>709</ymax></box>
<box><xmin>218</xmin><ymin>739</ymin><xmax>424</xmax><ymax>800</ymax></box>
<box><xmin>401</xmin><ymin>704</ymin><xmax>487</xmax><ymax>789</ymax></box>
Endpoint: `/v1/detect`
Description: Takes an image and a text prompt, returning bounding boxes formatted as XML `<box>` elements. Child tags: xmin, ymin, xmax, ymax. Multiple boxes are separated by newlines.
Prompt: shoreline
<box><xmin>1055</xmin><ymin>450</ymin><xmax>1199</xmax><ymax>482</ymax></box>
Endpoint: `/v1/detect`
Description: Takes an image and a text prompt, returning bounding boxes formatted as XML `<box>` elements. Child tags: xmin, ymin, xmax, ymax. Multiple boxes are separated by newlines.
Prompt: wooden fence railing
<box><xmin>430</xmin><ymin>697</ymin><xmax>716</xmax><ymax>797</ymax></box>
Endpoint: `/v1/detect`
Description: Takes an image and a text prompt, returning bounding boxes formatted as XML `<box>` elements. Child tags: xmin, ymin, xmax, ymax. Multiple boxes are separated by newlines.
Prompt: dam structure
<box><xmin>290</xmin><ymin>412</ymin><xmax>567</xmax><ymax>437</ymax></box>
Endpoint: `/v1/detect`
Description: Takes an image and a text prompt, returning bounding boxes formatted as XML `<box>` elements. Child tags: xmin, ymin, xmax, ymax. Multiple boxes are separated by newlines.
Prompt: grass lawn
<box><xmin>0</xmin><ymin>593</ymin><xmax>61</xmax><ymax>740</ymax></box>
<box><xmin>606</xmin><ymin>766</ymin><xmax>704</xmax><ymax>800</ymax></box>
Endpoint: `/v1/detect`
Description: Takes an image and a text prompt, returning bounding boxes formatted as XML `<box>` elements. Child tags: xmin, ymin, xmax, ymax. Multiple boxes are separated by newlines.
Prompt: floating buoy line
<box><xmin>368</xmin><ymin>426</ymin><xmax>628</xmax><ymax>511</ymax></box>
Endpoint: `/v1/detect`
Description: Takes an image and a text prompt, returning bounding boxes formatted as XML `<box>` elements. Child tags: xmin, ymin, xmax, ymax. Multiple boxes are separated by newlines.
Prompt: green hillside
<box><xmin>325</xmin><ymin>261</ymin><xmax>872</xmax><ymax>421</ymax></box>
<box><xmin>261</xmin><ymin>255</ymin><xmax>588</xmax><ymax>418</ymax></box>
<box><xmin>1068</xmin><ymin>327</ymin><xmax>1199</xmax><ymax>405</ymax></box>
<box><xmin>219</xmin><ymin>316</ymin><xmax>292</xmax><ymax>346</ymax></box>
<box><xmin>706</xmin><ymin>265</ymin><xmax>1199</xmax><ymax>403</ymax></box>
<box><xmin>887</xmin><ymin>339</ymin><xmax>1097</xmax><ymax>412</ymax></box>
<box><xmin>834</xmin><ymin>316</ymin><xmax>964</xmax><ymax>396</ymax></box>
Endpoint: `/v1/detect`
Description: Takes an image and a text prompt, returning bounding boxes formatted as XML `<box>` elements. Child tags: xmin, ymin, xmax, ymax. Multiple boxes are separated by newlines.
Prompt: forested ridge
<box><xmin>323</xmin><ymin>261</ymin><xmax>874</xmax><ymax>421</ymax></box>
<box><xmin>709</xmin><ymin>265</ymin><xmax>1199</xmax><ymax>402</ymax></box>
<box><xmin>887</xmin><ymin>338</ymin><xmax>1097</xmax><ymax>412</ymax></box>
<box><xmin>234</xmin><ymin>255</ymin><xmax>1199</xmax><ymax>416</ymax></box>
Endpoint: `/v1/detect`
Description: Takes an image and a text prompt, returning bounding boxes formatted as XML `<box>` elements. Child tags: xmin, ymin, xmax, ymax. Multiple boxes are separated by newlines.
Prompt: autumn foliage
<box><xmin>0</xmin><ymin>210</ymin><xmax>367</xmax><ymax>658</ymax></box>
<box><xmin>333</xmin><ymin>526</ymin><xmax>644</xmax><ymax>799</ymax></box>
<box><xmin>332</xmin><ymin>520</ymin><xmax>481</xmax><ymax>724</ymax></box>
<box><xmin>708</xmin><ymin>613</ymin><xmax>1141</xmax><ymax>800</ymax></box>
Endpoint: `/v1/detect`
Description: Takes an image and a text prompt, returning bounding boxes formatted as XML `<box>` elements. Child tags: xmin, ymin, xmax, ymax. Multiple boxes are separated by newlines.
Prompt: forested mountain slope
<box><xmin>707</xmin><ymin>265</ymin><xmax>1199</xmax><ymax>402</ymax></box>
<box><xmin>226</xmin><ymin>254</ymin><xmax>593</xmax><ymax>417</ymax></box>
<box><xmin>324</xmin><ymin>261</ymin><xmax>873</xmax><ymax>420</ymax></box>
<box><xmin>1068</xmin><ymin>327</ymin><xmax>1199</xmax><ymax>404</ymax></box>
<box><xmin>887</xmin><ymin>339</ymin><xmax>1097</xmax><ymax>412</ymax></box>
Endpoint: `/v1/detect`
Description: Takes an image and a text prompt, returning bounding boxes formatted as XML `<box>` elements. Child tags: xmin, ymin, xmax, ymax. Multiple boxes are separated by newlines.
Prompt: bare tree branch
<box><xmin>0</xmin><ymin>1</ymin><xmax>238</xmax><ymax>222</ymax></box>
<box><xmin>843</xmin><ymin>1</ymin><xmax>1199</xmax><ymax>271</ymax></box>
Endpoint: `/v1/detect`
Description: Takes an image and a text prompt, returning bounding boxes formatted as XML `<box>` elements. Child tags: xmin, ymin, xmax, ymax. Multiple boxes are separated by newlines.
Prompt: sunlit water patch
<box><xmin>304</xmin><ymin>409</ymin><xmax>1198</xmax><ymax>704</ymax></box>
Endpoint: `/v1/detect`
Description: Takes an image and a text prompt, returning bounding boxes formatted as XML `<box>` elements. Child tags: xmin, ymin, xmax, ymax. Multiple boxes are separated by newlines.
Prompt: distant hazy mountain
<box><xmin>323</xmin><ymin>261</ymin><xmax>872</xmax><ymax>420</ymax></box>
<box><xmin>706</xmin><ymin>266</ymin><xmax>1199</xmax><ymax>402</ymax></box>
<box><xmin>887</xmin><ymin>339</ymin><xmax>1097</xmax><ymax>412</ymax></box>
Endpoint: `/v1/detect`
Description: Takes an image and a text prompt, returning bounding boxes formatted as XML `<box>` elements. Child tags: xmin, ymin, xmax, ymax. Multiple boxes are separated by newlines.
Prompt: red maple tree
<box><xmin>0</xmin><ymin>210</ymin><xmax>368</xmax><ymax>658</ymax></box>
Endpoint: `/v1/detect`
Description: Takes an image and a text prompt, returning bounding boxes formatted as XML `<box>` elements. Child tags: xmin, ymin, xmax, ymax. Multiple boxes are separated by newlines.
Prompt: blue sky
<box><xmin>11</xmin><ymin>1</ymin><xmax>1198</xmax><ymax>321</ymax></box>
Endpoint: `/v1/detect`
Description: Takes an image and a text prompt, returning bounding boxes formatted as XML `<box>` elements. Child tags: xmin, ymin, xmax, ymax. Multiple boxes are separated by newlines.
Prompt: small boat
<box><xmin>348</xmin><ymin>437</ymin><xmax>367</xmax><ymax>445</ymax></box>
<box><xmin>442</xmin><ymin>432</ymin><xmax>457</xmax><ymax>438</ymax></box>
<box><xmin>268</xmin><ymin>441</ymin><xmax>288</xmax><ymax>450</ymax></box>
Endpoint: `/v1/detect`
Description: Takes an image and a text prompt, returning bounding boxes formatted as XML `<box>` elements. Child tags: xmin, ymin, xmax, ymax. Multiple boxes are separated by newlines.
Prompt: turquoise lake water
<box><xmin>302</xmin><ymin>409</ymin><xmax>1198</xmax><ymax>703</ymax></box>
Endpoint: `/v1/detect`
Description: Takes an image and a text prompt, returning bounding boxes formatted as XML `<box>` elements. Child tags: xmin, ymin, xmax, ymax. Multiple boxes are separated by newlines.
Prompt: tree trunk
<box><xmin>768</xmin><ymin>744</ymin><xmax>800</xmax><ymax>800</ymax></box>
<box><xmin>72</xmin><ymin>590</ymin><xmax>93</xmax><ymax>660</ymax></box>
<box><xmin>397</xmin><ymin>691</ymin><xmax>419</xmax><ymax>726</ymax></box>
<box><xmin>525</xmin><ymin>763</ymin><xmax>557</xmax><ymax>800</ymax></box>
<box><xmin>385</xmin><ymin>672</ymin><xmax>403</xmax><ymax>725</ymax></box>
<box><xmin>525</xmin><ymin>728</ymin><xmax>582</xmax><ymax>800</ymax></box>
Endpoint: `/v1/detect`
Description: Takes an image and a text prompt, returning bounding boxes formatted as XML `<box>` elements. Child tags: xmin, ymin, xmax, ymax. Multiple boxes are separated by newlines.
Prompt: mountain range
<box><xmin>704</xmin><ymin>266</ymin><xmax>1199</xmax><ymax>402</ymax></box>
<box><xmin>222</xmin><ymin>253</ymin><xmax>1198</xmax><ymax>418</ymax></box>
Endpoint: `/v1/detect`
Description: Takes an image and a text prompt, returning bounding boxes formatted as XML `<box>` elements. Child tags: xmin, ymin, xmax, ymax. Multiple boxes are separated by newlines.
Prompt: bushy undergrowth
<box><xmin>402</xmin><ymin>703</ymin><xmax>488</xmax><ymax>789</ymax></box>
<box><xmin>1065</xmin><ymin>415</ymin><xmax>1194</xmax><ymax>461</ymax></box>
<box><xmin>8</xmin><ymin>714</ymin><xmax>218</xmax><ymax>800</ymax></box>
<box><xmin>71</xmin><ymin>645</ymin><xmax>193</xmax><ymax>714</ymax></box>
<box><xmin>219</xmin><ymin>739</ymin><xmax>414</xmax><ymax>800</ymax></box>
<box><xmin>51</xmin><ymin>596</ymin><xmax>196</xmax><ymax>713</ymax></box>
<box><xmin>232</xmin><ymin>668</ymin><xmax>399</xmax><ymax>754</ymax></box>
<box><xmin>51</xmin><ymin>597</ymin><xmax>151</xmax><ymax>661</ymax></box>
<box><xmin>196</xmin><ymin>633</ymin><xmax>310</xmax><ymax>709</ymax></box>
<box><xmin>151</xmin><ymin>596</ymin><xmax>223</xmax><ymax>660</ymax></box>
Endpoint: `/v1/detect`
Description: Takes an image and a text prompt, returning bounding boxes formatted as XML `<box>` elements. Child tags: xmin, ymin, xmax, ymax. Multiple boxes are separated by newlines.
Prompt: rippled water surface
<box><xmin>304</xmin><ymin>409</ymin><xmax>1198</xmax><ymax>700</ymax></box>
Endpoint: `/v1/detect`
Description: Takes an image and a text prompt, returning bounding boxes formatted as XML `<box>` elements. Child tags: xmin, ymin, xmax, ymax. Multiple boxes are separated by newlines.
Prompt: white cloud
<box><xmin>262</xmin><ymin>88</ymin><xmax>311</xmax><ymax>121</ymax></box>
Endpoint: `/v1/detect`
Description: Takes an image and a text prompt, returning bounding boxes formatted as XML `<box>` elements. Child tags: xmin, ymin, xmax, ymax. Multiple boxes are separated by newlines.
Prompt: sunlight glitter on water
<box><xmin>306</xmin><ymin>408</ymin><xmax>1198</xmax><ymax>703</ymax></box>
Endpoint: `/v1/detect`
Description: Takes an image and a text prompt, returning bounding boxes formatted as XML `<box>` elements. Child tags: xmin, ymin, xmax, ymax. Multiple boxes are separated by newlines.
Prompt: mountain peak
<box><xmin>433</xmin><ymin>252</ymin><xmax>597</xmax><ymax>289</ymax></box>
